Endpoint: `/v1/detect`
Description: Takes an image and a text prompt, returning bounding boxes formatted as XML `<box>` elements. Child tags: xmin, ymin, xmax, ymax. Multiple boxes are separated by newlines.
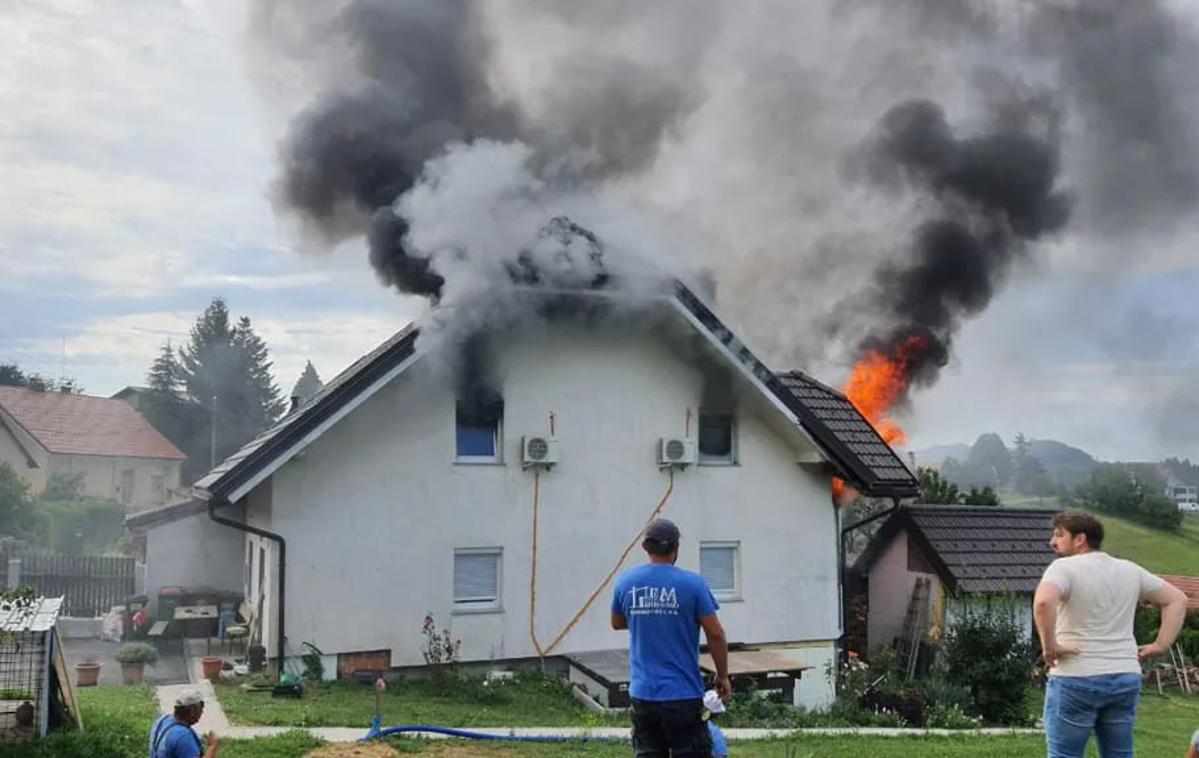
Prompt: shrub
<box><xmin>939</xmin><ymin>599</ymin><xmax>1036</xmax><ymax>724</ymax></box>
<box><xmin>420</xmin><ymin>613</ymin><xmax>461</xmax><ymax>690</ymax></box>
<box><xmin>115</xmin><ymin>642</ymin><xmax>158</xmax><ymax>666</ymax></box>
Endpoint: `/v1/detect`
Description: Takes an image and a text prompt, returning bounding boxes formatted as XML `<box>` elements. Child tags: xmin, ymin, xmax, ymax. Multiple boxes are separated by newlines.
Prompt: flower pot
<box><xmin>76</xmin><ymin>662</ymin><xmax>102</xmax><ymax>687</ymax></box>
<box><xmin>201</xmin><ymin>657</ymin><xmax>224</xmax><ymax>681</ymax></box>
<box><xmin>121</xmin><ymin>661</ymin><xmax>145</xmax><ymax>685</ymax></box>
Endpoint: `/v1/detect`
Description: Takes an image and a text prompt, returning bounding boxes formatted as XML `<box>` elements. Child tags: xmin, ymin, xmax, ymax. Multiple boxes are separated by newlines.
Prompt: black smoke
<box><xmin>272</xmin><ymin>0</ymin><xmax>516</xmax><ymax>298</ymax></box>
<box><xmin>858</xmin><ymin>99</ymin><xmax>1071</xmax><ymax>390</ymax></box>
<box><xmin>266</xmin><ymin>0</ymin><xmax>705</xmax><ymax>300</ymax></box>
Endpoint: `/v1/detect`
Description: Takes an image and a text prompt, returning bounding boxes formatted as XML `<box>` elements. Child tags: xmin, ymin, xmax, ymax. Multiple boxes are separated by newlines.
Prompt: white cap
<box><xmin>174</xmin><ymin>690</ymin><xmax>205</xmax><ymax>707</ymax></box>
<box><xmin>703</xmin><ymin>689</ymin><xmax>725</xmax><ymax>714</ymax></box>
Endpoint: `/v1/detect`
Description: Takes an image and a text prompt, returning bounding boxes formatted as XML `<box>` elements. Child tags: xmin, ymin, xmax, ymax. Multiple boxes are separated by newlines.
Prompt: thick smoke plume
<box><xmin>854</xmin><ymin>98</ymin><xmax>1071</xmax><ymax>392</ymax></box>
<box><xmin>252</xmin><ymin>0</ymin><xmax>1199</xmax><ymax>439</ymax></box>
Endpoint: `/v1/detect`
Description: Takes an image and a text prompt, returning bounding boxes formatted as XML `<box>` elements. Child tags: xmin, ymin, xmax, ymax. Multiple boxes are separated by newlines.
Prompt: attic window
<box><xmin>455</xmin><ymin>398</ymin><xmax>503</xmax><ymax>462</ymax></box>
<box><xmin>698</xmin><ymin>413</ymin><xmax>735</xmax><ymax>465</ymax></box>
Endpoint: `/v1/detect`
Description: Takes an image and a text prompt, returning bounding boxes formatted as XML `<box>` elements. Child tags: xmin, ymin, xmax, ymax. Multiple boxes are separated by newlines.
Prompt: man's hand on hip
<box><xmin>1137</xmin><ymin>641</ymin><xmax>1166</xmax><ymax>661</ymax></box>
<box><xmin>1042</xmin><ymin>642</ymin><xmax>1081</xmax><ymax>669</ymax></box>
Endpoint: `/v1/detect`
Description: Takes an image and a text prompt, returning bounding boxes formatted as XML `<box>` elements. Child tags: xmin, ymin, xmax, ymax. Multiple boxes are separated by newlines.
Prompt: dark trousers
<box><xmin>630</xmin><ymin>697</ymin><xmax>711</xmax><ymax>758</ymax></box>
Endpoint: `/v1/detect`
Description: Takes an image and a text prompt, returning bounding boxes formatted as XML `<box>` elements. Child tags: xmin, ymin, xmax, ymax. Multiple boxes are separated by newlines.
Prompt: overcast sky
<box><xmin>1</xmin><ymin>1</ymin><xmax>1196</xmax><ymax>463</ymax></box>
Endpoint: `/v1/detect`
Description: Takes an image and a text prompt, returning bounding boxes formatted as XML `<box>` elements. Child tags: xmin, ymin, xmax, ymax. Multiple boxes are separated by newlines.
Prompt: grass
<box><xmin>2</xmin><ymin>684</ymin><xmax>322</xmax><ymax>758</ymax></box>
<box><xmin>8</xmin><ymin>679</ymin><xmax>1197</xmax><ymax>757</ymax></box>
<box><xmin>216</xmin><ymin>674</ymin><xmax>624</xmax><ymax>728</ymax></box>
<box><xmin>376</xmin><ymin>693</ymin><xmax>1197</xmax><ymax>755</ymax></box>
<box><xmin>1000</xmin><ymin>495</ymin><xmax>1199</xmax><ymax>576</ymax></box>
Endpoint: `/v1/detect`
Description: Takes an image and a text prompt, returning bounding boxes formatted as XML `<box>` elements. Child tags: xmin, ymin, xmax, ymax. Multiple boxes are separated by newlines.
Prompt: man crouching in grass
<box><xmin>1034</xmin><ymin>511</ymin><xmax>1187</xmax><ymax>758</ymax></box>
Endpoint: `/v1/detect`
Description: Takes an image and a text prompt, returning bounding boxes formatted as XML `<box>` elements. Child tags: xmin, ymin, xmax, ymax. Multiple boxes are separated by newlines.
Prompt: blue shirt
<box><xmin>611</xmin><ymin>563</ymin><xmax>719</xmax><ymax>701</ymax></box>
<box><xmin>149</xmin><ymin>714</ymin><xmax>203</xmax><ymax>758</ymax></box>
<box><xmin>707</xmin><ymin>720</ymin><xmax>729</xmax><ymax>756</ymax></box>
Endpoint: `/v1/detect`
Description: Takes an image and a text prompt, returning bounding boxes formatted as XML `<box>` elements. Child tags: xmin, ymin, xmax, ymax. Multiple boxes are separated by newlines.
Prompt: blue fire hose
<box><xmin>362</xmin><ymin>715</ymin><xmax>625</xmax><ymax>743</ymax></box>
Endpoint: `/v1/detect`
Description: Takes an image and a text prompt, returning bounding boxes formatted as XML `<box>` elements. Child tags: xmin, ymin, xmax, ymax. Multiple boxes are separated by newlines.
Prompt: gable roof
<box><xmin>0</xmin><ymin>386</ymin><xmax>185</xmax><ymax>461</ymax></box>
<box><xmin>196</xmin><ymin>283</ymin><xmax>917</xmax><ymax>503</ymax></box>
<box><xmin>856</xmin><ymin>505</ymin><xmax>1058</xmax><ymax>595</ymax></box>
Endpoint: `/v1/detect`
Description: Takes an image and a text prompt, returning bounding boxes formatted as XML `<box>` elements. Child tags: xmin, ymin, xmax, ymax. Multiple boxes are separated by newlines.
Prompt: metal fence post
<box><xmin>6</xmin><ymin>557</ymin><xmax>20</xmax><ymax>589</ymax></box>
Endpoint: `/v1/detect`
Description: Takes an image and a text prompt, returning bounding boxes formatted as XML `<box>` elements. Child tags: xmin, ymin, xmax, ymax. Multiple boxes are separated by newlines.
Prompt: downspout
<box><xmin>207</xmin><ymin>495</ymin><xmax>286</xmax><ymax>680</ymax></box>
<box><xmin>836</xmin><ymin>496</ymin><xmax>901</xmax><ymax>655</ymax></box>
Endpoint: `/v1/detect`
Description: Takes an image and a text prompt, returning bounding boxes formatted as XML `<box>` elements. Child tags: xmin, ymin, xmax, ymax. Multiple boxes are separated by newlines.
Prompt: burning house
<box><xmin>166</xmin><ymin>279</ymin><xmax>916</xmax><ymax>709</ymax></box>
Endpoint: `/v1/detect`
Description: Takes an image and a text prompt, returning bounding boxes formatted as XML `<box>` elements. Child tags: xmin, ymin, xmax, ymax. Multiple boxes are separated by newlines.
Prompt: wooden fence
<box><xmin>1</xmin><ymin>549</ymin><xmax>135</xmax><ymax>617</ymax></box>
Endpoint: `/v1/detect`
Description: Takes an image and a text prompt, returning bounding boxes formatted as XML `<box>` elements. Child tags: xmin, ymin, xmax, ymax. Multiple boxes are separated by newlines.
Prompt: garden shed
<box><xmin>0</xmin><ymin>595</ymin><xmax>80</xmax><ymax>742</ymax></box>
<box><xmin>854</xmin><ymin>506</ymin><xmax>1057</xmax><ymax>654</ymax></box>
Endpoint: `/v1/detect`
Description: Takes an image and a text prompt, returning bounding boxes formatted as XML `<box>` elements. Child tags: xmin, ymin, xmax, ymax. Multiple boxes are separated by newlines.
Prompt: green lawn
<box><xmin>1000</xmin><ymin>496</ymin><xmax>1199</xmax><ymax>576</ymax></box>
<box><xmin>1101</xmin><ymin>513</ymin><xmax>1199</xmax><ymax>576</ymax></box>
<box><xmin>381</xmin><ymin>693</ymin><xmax>1197</xmax><ymax>756</ymax></box>
<box><xmin>10</xmin><ymin>680</ymin><xmax>1197</xmax><ymax>757</ymax></box>
<box><xmin>5</xmin><ymin>684</ymin><xmax>321</xmax><ymax>758</ymax></box>
<box><xmin>216</xmin><ymin>675</ymin><xmax>624</xmax><ymax>728</ymax></box>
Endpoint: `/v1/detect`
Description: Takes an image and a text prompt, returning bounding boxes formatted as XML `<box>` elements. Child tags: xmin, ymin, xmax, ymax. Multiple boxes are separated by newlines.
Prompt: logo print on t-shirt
<box><xmin>627</xmin><ymin>585</ymin><xmax>680</xmax><ymax>615</ymax></box>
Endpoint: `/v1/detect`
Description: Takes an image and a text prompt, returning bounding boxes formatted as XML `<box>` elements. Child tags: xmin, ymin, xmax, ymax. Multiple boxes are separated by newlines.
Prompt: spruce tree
<box><xmin>141</xmin><ymin>298</ymin><xmax>285</xmax><ymax>482</ymax></box>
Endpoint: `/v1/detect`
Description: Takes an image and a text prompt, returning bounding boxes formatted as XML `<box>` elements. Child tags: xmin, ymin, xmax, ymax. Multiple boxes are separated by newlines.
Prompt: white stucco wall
<box><xmin>144</xmin><ymin>511</ymin><xmax>244</xmax><ymax>613</ymax></box>
<box><xmin>244</xmin><ymin>322</ymin><xmax>841</xmax><ymax>704</ymax></box>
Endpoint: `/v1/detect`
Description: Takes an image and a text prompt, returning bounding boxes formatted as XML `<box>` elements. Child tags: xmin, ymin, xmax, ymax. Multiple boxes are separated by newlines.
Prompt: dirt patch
<box><xmin>430</xmin><ymin>747</ymin><xmax>515</xmax><ymax>757</ymax></box>
<box><xmin>306</xmin><ymin>744</ymin><xmax>399</xmax><ymax>758</ymax></box>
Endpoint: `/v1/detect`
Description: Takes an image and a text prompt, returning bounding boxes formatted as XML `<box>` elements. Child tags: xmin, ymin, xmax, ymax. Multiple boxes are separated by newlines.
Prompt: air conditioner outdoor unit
<box><xmin>658</xmin><ymin>437</ymin><xmax>697</xmax><ymax>467</ymax></box>
<box><xmin>522</xmin><ymin>435</ymin><xmax>559</xmax><ymax>468</ymax></box>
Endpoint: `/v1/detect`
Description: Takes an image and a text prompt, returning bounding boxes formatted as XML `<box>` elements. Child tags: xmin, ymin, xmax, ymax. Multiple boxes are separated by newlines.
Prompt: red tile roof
<box><xmin>0</xmin><ymin>386</ymin><xmax>186</xmax><ymax>460</ymax></box>
<box><xmin>1161</xmin><ymin>575</ymin><xmax>1199</xmax><ymax>610</ymax></box>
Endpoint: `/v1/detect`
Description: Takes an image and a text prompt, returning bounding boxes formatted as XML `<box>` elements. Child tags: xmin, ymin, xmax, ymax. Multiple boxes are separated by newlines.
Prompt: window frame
<box><xmin>699</xmin><ymin>540</ymin><xmax>741</xmax><ymax>601</ymax></box>
<box><xmin>454</xmin><ymin>401</ymin><xmax>504</xmax><ymax>464</ymax></box>
<box><xmin>697</xmin><ymin>412</ymin><xmax>737</xmax><ymax>466</ymax></box>
<box><xmin>452</xmin><ymin>547</ymin><xmax>503</xmax><ymax>614</ymax></box>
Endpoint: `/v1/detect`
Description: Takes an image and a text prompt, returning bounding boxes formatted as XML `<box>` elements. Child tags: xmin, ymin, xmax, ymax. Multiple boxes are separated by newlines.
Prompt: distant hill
<box><xmin>913</xmin><ymin>436</ymin><xmax>1098</xmax><ymax>490</ymax></box>
<box><xmin>911</xmin><ymin>443</ymin><xmax>971</xmax><ymax>467</ymax></box>
<box><xmin>1027</xmin><ymin>438</ymin><xmax>1098</xmax><ymax>489</ymax></box>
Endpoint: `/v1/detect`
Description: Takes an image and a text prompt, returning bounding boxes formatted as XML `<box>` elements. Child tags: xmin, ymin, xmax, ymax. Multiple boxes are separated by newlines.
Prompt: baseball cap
<box><xmin>703</xmin><ymin>689</ymin><xmax>725</xmax><ymax>714</ymax></box>
<box><xmin>644</xmin><ymin>518</ymin><xmax>680</xmax><ymax>544</ymax></box>
<box><xmin>174</xmin><ymin>690</ymin><xmax>205</xmax><ymax>707</ymax></box>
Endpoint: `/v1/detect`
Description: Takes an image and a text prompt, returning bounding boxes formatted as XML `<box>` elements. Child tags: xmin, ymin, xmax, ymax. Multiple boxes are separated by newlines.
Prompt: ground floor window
<box><xmin>453</xmin><ymin>548</ymin><xmax>502</xmax><ymax>611</ymax></box>
<box><xmin>700</xmin><ymin>541</ymin><xmax>740</xmax><ymax>600</ymax></box>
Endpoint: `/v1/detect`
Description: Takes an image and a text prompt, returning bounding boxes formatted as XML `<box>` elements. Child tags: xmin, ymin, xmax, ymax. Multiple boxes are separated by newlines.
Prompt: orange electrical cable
<box><xmin>528</xmin><ymin>467</ymin><xmax>676</xmax><ymax>658</ymax></box>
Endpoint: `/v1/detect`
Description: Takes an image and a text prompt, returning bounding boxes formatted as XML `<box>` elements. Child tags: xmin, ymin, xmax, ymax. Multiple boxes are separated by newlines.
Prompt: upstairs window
<box><xmin>455</xmin><ymin>398</ymin><xmax>503</xmax><ymax>462</ymax></box>
<box><xmin>698</xmin><ymin>413</ymin><xmax>735</xmax><ymax>465</ymax></box>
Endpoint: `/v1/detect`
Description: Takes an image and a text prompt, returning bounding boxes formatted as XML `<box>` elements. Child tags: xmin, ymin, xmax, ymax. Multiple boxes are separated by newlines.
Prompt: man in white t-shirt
<box><xmin>1034</xmin><ymin>511</ymin><xmax>1188</xmax><ymax>758</ymax></box>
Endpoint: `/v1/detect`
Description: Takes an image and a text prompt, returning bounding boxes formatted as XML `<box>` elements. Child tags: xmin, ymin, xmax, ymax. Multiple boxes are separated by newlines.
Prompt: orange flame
<box><xmin>831</xmin><ymin>333</ymin><xmax>927</xmax><ymax>503</ymax></box>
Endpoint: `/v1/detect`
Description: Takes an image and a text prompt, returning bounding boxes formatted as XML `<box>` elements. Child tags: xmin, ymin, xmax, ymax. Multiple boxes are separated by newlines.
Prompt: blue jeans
<box><xmin>1044</xmin><ymin>673</ymin><xmax>1142</xmax><ymax>758</ymax></box>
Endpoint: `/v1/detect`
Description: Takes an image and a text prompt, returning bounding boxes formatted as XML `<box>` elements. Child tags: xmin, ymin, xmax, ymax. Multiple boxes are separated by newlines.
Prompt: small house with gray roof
<box><xmin>854</xmin><ymin>505</ymin><xmax>1057</xmax><ymax>653</ymax></box>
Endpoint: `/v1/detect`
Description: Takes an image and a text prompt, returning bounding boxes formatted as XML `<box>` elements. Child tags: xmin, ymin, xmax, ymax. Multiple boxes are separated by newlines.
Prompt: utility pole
<box><xmin>210</xmin><ymin>395</ymin><xmax>218</xmax><ymax>470</ymax></box>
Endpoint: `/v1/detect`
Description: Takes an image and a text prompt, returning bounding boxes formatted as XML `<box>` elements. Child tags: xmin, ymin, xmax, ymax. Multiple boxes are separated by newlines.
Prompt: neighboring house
<box><xmin>1160</xmin><ymin>575</ymin><xmax>1199</xmax><ymax>611</ymax></box>
<box><xmin>175</xmin><ymin>283</ymin><xmax>915</xmax><ymax>708</ymax></box>
<box><xmin>0</xmin><ymin>387</ymin><xmax>185</xmax><ymax>510</ymax></box>
<box><xmin>1164</xmin><ymin>474</ymin><xmax>1198</xmax><ymax>506</ymax></box>
<box><xmin>854</xmin><ymin>505</ymin><xmax>1057</xmax><ymax>652</ymax></box>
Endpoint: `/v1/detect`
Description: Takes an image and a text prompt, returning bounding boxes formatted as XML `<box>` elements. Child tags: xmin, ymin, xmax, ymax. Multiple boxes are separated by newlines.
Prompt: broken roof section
<box><xmin>196</xmin><ymin>283</ymin><xmax>917</xmax><ymax>503</ymax></box>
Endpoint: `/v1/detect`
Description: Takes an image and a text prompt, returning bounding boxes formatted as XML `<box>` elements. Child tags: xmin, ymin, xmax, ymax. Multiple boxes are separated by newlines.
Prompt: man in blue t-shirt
<box><xmin>148</xmin><ymin>689</ymin><xmax>219</xmax><ymax>758</ymax></box>
<box><xmin>611</xmin><ymin>518</ymin><xmax>730</xmax><ymax>758</ymax></box>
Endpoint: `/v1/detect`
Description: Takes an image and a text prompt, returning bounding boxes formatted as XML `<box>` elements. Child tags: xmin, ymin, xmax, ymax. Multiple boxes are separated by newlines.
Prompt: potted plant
<box><xmin>75</xmin><ymin>656</ymin><xmax>102</xmax><ymax>687</ymax></box>
<box><xmin>201</xmin><ymin>656</ymin><xmax>224</xmax><ymax>681</ymax></box>
<box><xmin>115</xmin><ymin>642</ymin><xmax>158</xmax><ymax>685</ymax></box>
